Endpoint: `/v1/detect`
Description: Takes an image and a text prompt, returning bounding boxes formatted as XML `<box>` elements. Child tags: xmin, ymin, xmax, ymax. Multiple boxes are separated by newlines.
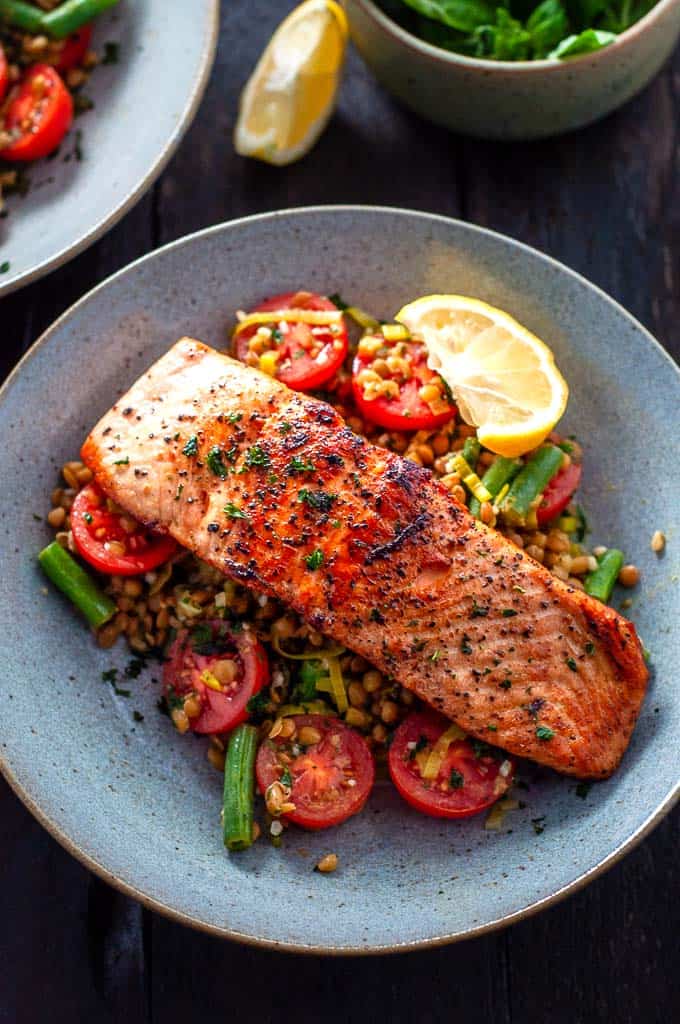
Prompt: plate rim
<box><xmin>0</xmin><ymin>0</ymin><xmax>220</xmax><ymax>299</ymax></box>
<box><xmin>1</xmin><ymin>205</ymin><xmax>678</xmax><ymax>954</ymax></box>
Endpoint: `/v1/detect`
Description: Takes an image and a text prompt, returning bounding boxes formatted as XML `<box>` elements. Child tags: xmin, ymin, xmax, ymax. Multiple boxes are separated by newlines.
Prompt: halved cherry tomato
<box><xmin>0</xmin><ymin>64</ymin><xmax>73</xmax><ymax>162</ymax></box>
<box><xmin>163</xmin><ymin>620</ymin><xmax>269</xmax><ymax>735</ymax></box>
<box><xmin>0</xmin><ymin>45</ymin><xmax>8</xmax><ymax>104</ymax></box>
<box><xmin>56</xmin><ymin>24</ymin><xmax>93</xmax><ymax>72</ymax></box>
<box><xmin>71</xmin><ymin>482</ymin><xmax>177</xmax><ymax>576</ymax></box>
<box><xmin>255</xmin><ymin>714</ymin><xmax>374</xmax><ymax>830</ymax></box>
<box><xmin>352</xmin><ymin>336</ymin><xmax>456</xmax><ymax>431</ymax></box>
<box><xmin>234</xmin><ymin>291</ymin><xmax>348</xmax><ymax>392</ymax></box>
<box><xmin>537</xmin><ymin>461</ymin><xmax>582</xmax><ymax>525</ymax></box>
<box><xmin>388</xmin><ymin>711</ymin><xmax>515</xmax><ymax>819</ymax></box>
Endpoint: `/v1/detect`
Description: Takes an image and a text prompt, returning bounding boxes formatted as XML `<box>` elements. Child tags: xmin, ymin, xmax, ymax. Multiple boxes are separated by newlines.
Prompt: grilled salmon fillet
<box><xmin>82</xmin><ymin>339</ymin><xmax>648</xmax><ymax>778</ymax></box>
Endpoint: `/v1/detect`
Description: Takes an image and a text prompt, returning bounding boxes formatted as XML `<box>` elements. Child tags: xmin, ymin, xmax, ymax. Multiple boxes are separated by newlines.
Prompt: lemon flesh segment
<box><xmin>396</xmin><ymin>295</ymin><xmax>569</xmax><ymax>458</ymax></box>
<box><xmin>234</xmin><ymin>0</ymin><xmax>348</xmax><ymax>167</ymax></box>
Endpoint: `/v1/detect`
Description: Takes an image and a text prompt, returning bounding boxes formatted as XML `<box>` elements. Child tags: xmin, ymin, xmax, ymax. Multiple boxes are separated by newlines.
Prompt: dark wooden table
<box><xmin>2</xmin><ymin>3</ymin><xmax>678</xmax><ymax>1021</ymax></box>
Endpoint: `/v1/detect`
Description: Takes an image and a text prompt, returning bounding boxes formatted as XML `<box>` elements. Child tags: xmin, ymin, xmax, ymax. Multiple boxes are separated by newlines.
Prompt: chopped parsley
<box><xmin>499</xmin><ymin>679</ymin><xmax>512</xmax><ymax>690</ymax></box>
<box><xmin>369</xmin><ymin>608</ymin><xmax>385</xmax><ymax>624</ymax></box>
<box><xmin>280</xmin><ymin>768</ymin><xmax>293</xmax><ymax>787</ymax></box>
<box><xmin>101</xmin><ymin>668</ymin><xmax>118</xmax><ymax>685</ymax></box>
<box><xmin>0</xmin><ymin>260</ymin><xmax>9</xmax><ymax>274</ymax></box>
<box><xmin>224</xmin><ymin>503</ymin><xmax>249</xmax><ymax>519</ymax></box>
<box><xmin>460</xmin><ymin>634</ymin><xmax>473</xmax><ymax>655</ymax></box>
<box><xmin>304</xmin><ymin>549</ymin><xmax>324</xmax><ymax>571</ymax></box>
<box><xmin>470</xmin><ymin>599</ymin><xmax>489</xmax><ymax>618</ymax></box>
<box><xmin>244</xmin><ymin>444</ymin><xmax>270</xmax><ymax>469</ymax></box>
<box><xmin>536</xmin><ymin>725</ymin><xmax>555</xmax><ymax>741</ymax></box>
<box><xmin>449</xmin><ymin>769</ymin><xmax>464</xmax><ymax>789</ymax></box>
<box><xmin>102</xmin><ymin>41</ymin><xmax>120</xmax><ymax>64</ymax></box>
<box><xmin>175</xmin><ymin>483</ymin><xmax>184</xmax><ymax>501</ymax></box>
<box><xmin>113</xmin><ymin>456</ymin><xmax>129</xmax><ymax>466</ymax></box>
<box><xmin>471</xmin><ymin>738</ymin><xmax>499</xmax><ymax>760</ymax></box>
<box><xmin>125</xmin><ymin>657</ymin><xmax>145</xmax><ymax>679</ymax></box>
<box><xmin>566</xmin><ymin>657</ymin><xmax>578</xmax><ymax>672</ymax></box>
<box><xmin>487</xmin><ymin>723</ymin><xmax>497</xmax><ymax>732</ymax></box>
<box><xmin>278</xmin><ymin>421</ymin><xmax>292</xmax><ymax>434</ymax></box>
<box><xmin>246</xmin><ymin>689</ymin><xmax>271</xmax><ymax>719</ymax></box>
<box><xmin>83</xmin><ymin>512</ymin><xmax>93</xmax><ymax>525</ymax></box>
<box><xmin>531</xmin><ymin>817</ymin><xmax>546</xmax><ymax>835</ymax></box>
<box><xmin>182</xmin><ymin>435</ymin><xmax>199</xmax><ymax>457</ymax></box>
<box><xmin>206</xmin><ymin>445</ymin><xmax>229</xmax><ymax>479</ymax></box>
<box><xmin>430</xmin><ymin>649</ymin><xmax>441</xmax><ymax>663</ymax></box>
<box><xmin>289</xmin><ymin>455</ymin><xmax>315</xmax><ymax>473</ymax></box>
<box><xmin>227</xmin><ymin>412</ymin><xmax>243</xmax><ymax>424</ymax></box>
<box><xmin>575</xmin><ymin>781</ymin><xmax>592</xmax><ymax>799</ymax></box>
<box><xmin>298</xmin><ymin>488</ymin><xmax>335</xmax><ymax>513</ymax></box>
<box><xmin>328</xmin><ymin>292</ymin><xmax>348</xmax><ymax>310</ymax></box>
<box><xmin>501</xmin><ymin>608</ymin><xmax>518</xmax><ymax>618</ymax></box>
<box><xmin>133</xmin><ymin>710</ymin><xmax>144</xmax><ymax>723</ymax></box>
<box><xmin>409</xmin><ymin>734</ymin><xmax>428</xmax><ymax>760</ymax></box>
<box><xmin>585</xmin><ymin>641</ymin><xmax>595</xmax><ymax>655</ymax></box>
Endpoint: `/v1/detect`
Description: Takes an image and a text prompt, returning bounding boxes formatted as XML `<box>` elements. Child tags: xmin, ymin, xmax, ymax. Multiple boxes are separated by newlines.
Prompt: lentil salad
<box><xmin>40</xmin><ymin>289</ymin><xmax>645</xmax><ymax>854</ymax></box>
<box><xmin>0</xmin><ymin>0</ymin><xmax>121</xmax><ymax>214</ymax></box>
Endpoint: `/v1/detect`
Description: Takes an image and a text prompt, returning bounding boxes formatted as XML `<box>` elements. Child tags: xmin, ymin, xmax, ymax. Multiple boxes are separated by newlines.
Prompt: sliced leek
<box><xmin>233</xmin><ymin>308</ymin><xmax>344</xmax><ymax>336</ymax></box>
<box><xmin>451</xmin><ymin>454</ymin><xmax>492</xmax><ymax>504</ymax></box>
<box><xmin>381</xmin><ymin>322</ymin><xmax>410</xmax><ymax>342</ymax></box>
<box><xmin>345</xmin><ymin>305</ymin><xmax>380</xmax><ymax>331</ymax></box>
<box><xmin>421</xmin><ymin>723</ymin><xmax>466</xmax><ymax>780</ymax></box>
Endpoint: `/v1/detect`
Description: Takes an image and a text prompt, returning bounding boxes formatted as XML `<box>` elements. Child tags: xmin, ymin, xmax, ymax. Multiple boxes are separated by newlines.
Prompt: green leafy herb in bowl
<box><xmin>344</xmin><ymin>0</ymin><xmax>680</xmax><ymax>138</ymax></box>
<box><xmin>380</xmin><ymin>0</ymin><xmax>658</xmax><ymax>60</ymax></box>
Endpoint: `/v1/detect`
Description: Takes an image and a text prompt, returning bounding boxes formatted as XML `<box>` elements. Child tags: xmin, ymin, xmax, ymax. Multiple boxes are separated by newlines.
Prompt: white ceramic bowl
<box><xmin>344</xmin><ymin>0</ymin><xmax>680</xmax><ymax>139</ymax></box>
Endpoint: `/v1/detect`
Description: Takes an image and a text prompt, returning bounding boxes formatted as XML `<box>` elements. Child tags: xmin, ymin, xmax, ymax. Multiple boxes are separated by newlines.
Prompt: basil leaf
<box><xmin>549</xmin><ymin>27</ymin><xmax>617</xmax><ymax>57</ymax></box>
<box><xmin>401</xmin><ymin>0</ymin><xmax>496</xmax><ymax>33</ymax></box>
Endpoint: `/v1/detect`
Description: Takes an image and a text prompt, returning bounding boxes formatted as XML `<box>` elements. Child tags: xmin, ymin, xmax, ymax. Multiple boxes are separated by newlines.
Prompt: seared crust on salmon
<box><xmin>82</xmin><ymin>339</ymin><xmax>648</xmax><ymax>777</ymax></box>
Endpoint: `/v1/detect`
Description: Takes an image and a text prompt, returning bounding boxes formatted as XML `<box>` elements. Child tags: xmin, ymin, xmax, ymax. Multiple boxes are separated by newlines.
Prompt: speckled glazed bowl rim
<box><xmin>0</xmin><ymin>0</ymin><xmax>220</xmax><ymax>300</ymax></box>
<box><xmin>1</xmin><ymin>206</ymin><xmax>678</xmax><ymax>955</ymax></box>
<box><xmin>351</xmin><ymin>0</ymin><xmax>680</xmax><ymax>73</ymax></box>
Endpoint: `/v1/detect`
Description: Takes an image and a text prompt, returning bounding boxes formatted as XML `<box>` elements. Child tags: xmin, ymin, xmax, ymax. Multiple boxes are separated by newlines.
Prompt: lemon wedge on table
<box><xmin>234</xmin><ymin>0</ymin><xmax>348</xmax><ymax>167</ymax></box>
<box><xmin>396</xmin><ymin>295</ymin><xmax>569</xmax><ymax>458</ymax></box>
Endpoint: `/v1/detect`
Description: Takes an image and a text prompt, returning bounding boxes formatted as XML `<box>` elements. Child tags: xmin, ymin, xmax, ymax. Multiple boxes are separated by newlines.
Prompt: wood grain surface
<box><xmin>1</xmin><ymin>3</ymin><xmax>678</xmax><ymax>1021</ymax></box>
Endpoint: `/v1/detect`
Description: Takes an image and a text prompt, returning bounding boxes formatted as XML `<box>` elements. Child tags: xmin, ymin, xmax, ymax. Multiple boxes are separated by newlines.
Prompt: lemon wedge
<box><xmin>396</xmin><ymin>295</ymin><xmax>569</xmax><ymax>458</ymax></box>
<box><xmin>234</xmin><ymin>0</ymin><xmax>348</xmax><ymax>167</ymax></box>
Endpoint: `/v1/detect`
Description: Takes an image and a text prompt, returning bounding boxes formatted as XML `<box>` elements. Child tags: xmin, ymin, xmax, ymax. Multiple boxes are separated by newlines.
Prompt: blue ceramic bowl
<box><xmin>0</xmin><ymin>0</ymin><xmax>219</xmax><ymax>298</ymax></box>
<box><xmin>0</xmin><ymin>207</ymin><xmax>677</xmax><ymax>953</ymax></box>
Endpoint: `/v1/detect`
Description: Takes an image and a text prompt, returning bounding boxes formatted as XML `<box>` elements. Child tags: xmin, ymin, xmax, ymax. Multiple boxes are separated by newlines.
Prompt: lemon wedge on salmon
<box><xmin>395</xmin><ymin>295</ymin><xmax>569</xmax><ymax>458</ymax></box>
<box><xmin>234</xmin><ymin>0</ymin><xmax>348</xmax><ymax>167</ymax></box>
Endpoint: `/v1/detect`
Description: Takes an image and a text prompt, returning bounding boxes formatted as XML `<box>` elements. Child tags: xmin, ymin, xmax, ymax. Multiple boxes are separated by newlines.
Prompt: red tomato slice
<box><xmin>234</xmin><ymin>291</ymin><xmax>348</xmax><ymax>392</ymax></box>
<box><xmin>255</xmin><ymin>714</ymin><xmax>374</xmax><ymax>830</ymax></box>
<box><xmin>0</xmin><ymin>45</ymin><xmax>8</xmax><ymax>104</ymax></box>
<box><xmin>388</xmin><ymin>711</ymin><xmax>515</xmax><ymax>819</ymax></box>
<box><xmin>537</xmin><ymin>462</ymin><xmax>582</xmax><ymax>525</ymax></box>
<box><xmin>0</xmin><ymin>64</ymin><xmax>73</xmax><ymax>162</ymax></box>
<box><xmin>56</xmin><ymin>24</ymin><xmax>93</xmax><ymax>72</ymax></box>
<box><xmin>71</xmin><ymin>482</ymin><xmax>177</xmax><ymax>576</ymax></box>
<box><xmin>163</xmin><ymin>621</ymin><xmax>269</xmax><ymax>735</ymax></box>
<box><xmin>352</xmin><ymin>336</ymin><xmax>456</xmax><ymax>431</ymax></box>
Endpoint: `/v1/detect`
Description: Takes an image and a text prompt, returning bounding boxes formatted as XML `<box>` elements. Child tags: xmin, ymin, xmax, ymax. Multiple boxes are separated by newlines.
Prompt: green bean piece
<box><xmin>500</xmin><ymin>444</ymin><xmax>564</xmax><ymax>525</ymax></box>
<box><xmin>469</xmin><ymin>455</ymin><xmax>523</xmax><ymax>518</ymax></box>
<box><xmin>584</xmin><ymin>549</ymin><xmax>624</xmax><ymax>603</ymax></box>
<box><xmin>462</xmin><ymin>436</ymin><xmax>481</xmax><ymax>470</ymax></box>
<box><xmin>0</xmin><ymin>0</ymin><xmax>44</xmax><ymax>33</ymax></box>
<box><xmin>43</xmin><ymin>0</ymin><xmax>120</xmax><ymax>39</ymax></box>
<box><xmin>38</xmin><ymin>541</ymin><xmax>117</xmax><ymax>628</ymax></box>
<box><xmin>223</xmin><ymin>724</ymin><xmax>259</xmax><ymax>851</ymax></box>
